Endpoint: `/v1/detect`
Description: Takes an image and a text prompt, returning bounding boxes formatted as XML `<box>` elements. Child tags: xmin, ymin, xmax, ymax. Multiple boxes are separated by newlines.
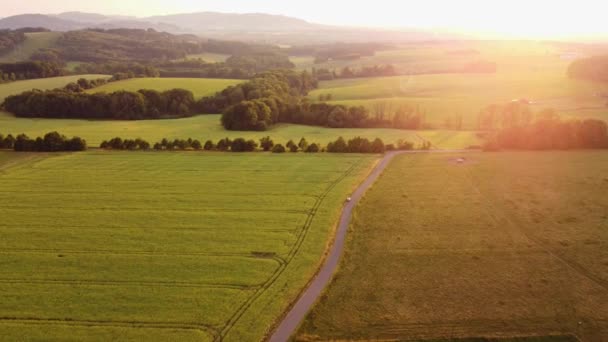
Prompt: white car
<box><xmin>346</xmin><ymin>197</ymin><xmax>352</xmax><ymax>202</ymax></box>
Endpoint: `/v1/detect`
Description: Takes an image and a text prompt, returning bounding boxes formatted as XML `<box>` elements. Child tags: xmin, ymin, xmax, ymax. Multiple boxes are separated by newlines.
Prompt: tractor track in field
<box><xmin>215</xmin><ymin>159</ymin><xmax>365</xmax><ymax>341</ymax></box>
<box><xmin>0</xmin><ymin>317</ymin><xmax>220</xmax><ymax>337</ymax></box>
<box><xmin>268</xmin><ymin>149</ymin><xmax>477</xmax><ymax>342</ymax></box>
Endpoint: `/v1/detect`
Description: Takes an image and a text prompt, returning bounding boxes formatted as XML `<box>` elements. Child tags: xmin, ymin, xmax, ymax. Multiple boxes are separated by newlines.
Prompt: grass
<box><xmin>300</xmin><ymin>41</ymin><xmax>608</xmax><ymax>129</ymax></box>
<box><xmin>297</xmin><ymin>151</ymin><xmax>608</xmax><ymax>341</ymax></box>
<box><xmin>0</xmin><ymin>74</ymin><xmax>479</xmax><ymax>149</ymax></box>
<box><xmin>0</xmin><ymin>150</ymin><xmax>377</xmax><ymax>341</ymax></box>
<box><xmin>0</xmin><ymin>112</ymin><xmax>479</xmax><ymax>149</ymax></box>
<box><xmin>0</xmin><ymin>32</ymin><xmax>62</xmax><ymax>63</ymax></box>
<box><xmin>87</xmin><ymin>77</ymin><xmax>243</xmax><ymax>99</ymax></box>
<box><xmin>0</xmin><ymin>75</ymin><xmax>109</xmax><ymax>102</ymax></box>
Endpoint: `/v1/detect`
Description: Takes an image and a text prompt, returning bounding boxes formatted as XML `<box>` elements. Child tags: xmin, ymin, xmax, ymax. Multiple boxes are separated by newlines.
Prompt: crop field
<box><xmin>304</xmin><ymin>41</ymin><xmax>608</xmax><ymax>129</ymax></box>
<box><xmin>297</xmin><ymin>151</ymin><xmax>608</xmax><ymax>341</ymax></box>
<box><xmin>0</xmin><ymin>150</ymin><xmax>377</xmax><ymax>341</ymax></box>
<box><xmin>88</xmin><ymin>77</ymin><xmax>243</xmax><ymax>99</ymax></box>
<box><xmin>0</xmin><ymin>112</ymin><xmax>479</xmax><ymax>149</ymax></box>
<box><xmin>0</xmin><ymin>32</ymin><xmax>63</xmax><ymax>63</ymax></box>
<box><xmin>0</xmin><ymin>75</ymin><xmax>109</xmax><ymax>102</ymax></box>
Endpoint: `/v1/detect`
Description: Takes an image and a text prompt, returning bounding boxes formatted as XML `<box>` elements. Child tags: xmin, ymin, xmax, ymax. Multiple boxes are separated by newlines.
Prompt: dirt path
<box><xmin>268</xmin><ymin>149</ymin><xmax>475</xmax><ymax>342</ymax></box>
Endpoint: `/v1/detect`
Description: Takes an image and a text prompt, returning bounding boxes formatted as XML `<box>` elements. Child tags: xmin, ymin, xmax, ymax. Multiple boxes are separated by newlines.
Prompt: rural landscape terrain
<box><xmin>1</xmin><ymin>2</ymin><xmax>608</xmax><ymax>342</ymax></box>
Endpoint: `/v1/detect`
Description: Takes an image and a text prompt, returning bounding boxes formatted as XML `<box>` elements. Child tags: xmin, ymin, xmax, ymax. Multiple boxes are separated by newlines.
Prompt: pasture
<box><xmin>0</xmin><ymin>112</ymin><xmax>479</xmax><ymax>149</ymax></box>
<box><xmin>303</xmin><ymin>41</ymin><xmax>608</xmax><ymax>129</ymax></box>
<box><xmin>185</xmin><ymin>53</ymin><xmax>230</xmax><ymax>63</ymax></box>
<box><xmin>87</xmin><ymin>77</ymin><xmax>243</xmax><ymax>99</ymax></box>
<box><xmin>0</xmin><ymin>32</ymin><xmax>62</xmax><ymax>63</ymax></box>
<box><xmin>297</xmin><ymin>151</ymin><xmax>608</xmax><ymax>341</ymax></box>
<box><xmin>0</xmin><ymin>75</ymin><xmax>109</xmax><ymax>102</ymax></box>
<box><xmin>0</xmin><ymin>150</ymin><xmax>377</xmax><ymax>341</ymax></box>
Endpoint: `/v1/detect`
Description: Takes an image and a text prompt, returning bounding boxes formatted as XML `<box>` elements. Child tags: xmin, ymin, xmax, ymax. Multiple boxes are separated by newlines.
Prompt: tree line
<box><xmin>568</xmin><ymin>56</ymin><xmax>608</xmax><ymax>82</ymax></box>
<box><xmin>484</xmin><ymin>116</ymin><xmax>608</xmax><ymax>150</ymax></box>
<box><xmin>2</xmin><ymin>88</ymin><xmax>197</xmax><ymax>120</ymax></box>
<box><xmin>0</xmin><ymin>61</ymin><xmax>65</xmax><ymax>83</ymax></box>
<box><xmin>313</xmin><ymin>65</ymin><xmax>397</xmax><ymax>81</ymax></box>
<box><xmin>96</xmin><ymin>135</ymin><xmax>429</xmax><ymax>154</ymax></box>
<box><xmin>0</xmin><ymin>132</ymin><xmax>86</xmax><ymax>152</ymax></box>
<box><xmin>201</xmin><ymin>70</ymin><xmax>430</xmax><ymax>131</ymax></box>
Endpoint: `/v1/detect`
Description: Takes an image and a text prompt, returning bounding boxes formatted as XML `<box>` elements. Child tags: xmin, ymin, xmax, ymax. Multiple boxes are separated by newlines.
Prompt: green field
<box><xmin>297</xmin><ymin>151</ymin><xmax>608</xmax><ymax>341</ymax></box>
<box><xmin>0</xmin><ymin>32</ymin><xmax>63</xmax><ymax>63</ymax></box>
<box><xmin>0</xmin><ymin>112</ymin><xmax>479</xmax><ymax>149</ymax></box>
<box><xmin>300</xmin><ymin>41</ymin><xmax>608</xmax><ymax>129</ymax></box>
<box><xmin>87</xmin><ymin>77</ymin><xmax>243</xmax><ymax>99</ymax></box>
<box><xmin>0</xmin><ymin>75</ymin><xmax>109</xmax><ymax>102</ymax></box>
<box><xmin>0</xmin><ymin>76</ymin><xmax>479</xmax><ymax>149</ymax></box>
<box><xmin>0</xmin><ymin>150</ymin><xmax>377</xmax><ymax>341</ymax></box>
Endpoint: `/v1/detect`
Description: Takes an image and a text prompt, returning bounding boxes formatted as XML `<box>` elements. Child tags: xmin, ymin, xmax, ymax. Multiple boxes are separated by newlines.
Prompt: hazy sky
<box><xmin>3</xmin><ymin>0</ymin><xmax>607</xmax><ymax>38</ymax></box>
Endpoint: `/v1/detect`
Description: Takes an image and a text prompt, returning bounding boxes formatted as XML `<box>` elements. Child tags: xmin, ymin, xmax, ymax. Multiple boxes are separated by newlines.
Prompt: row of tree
<box><xmin>0</xmin><ymin>132</ymin><xmax>86</xmax><ymax>152</ymax></box>
<box><xmin>96</xmin><ymin>136</ymin><xmax>410</xmax><ymax>154</ymax></box>
<box><xmin>484</xmin><ymin>117</ymin><xmax>608</xmax><ymax>150</ymax></box>
<box><xmin>74</xmin><ymin>61</ymin><xmax>160</xmax><ymax>77</ymax></box>
<box><xmin>2</xmin><ymin>88</ymin><xmax>197</xmax><ymax>120</ymax></box>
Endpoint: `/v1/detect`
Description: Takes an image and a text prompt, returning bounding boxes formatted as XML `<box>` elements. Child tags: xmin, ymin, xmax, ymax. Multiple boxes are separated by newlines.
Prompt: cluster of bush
<box><xmin>0</xmin><ymin>61</ymin><xmax>64</xmax><ymax>82</ymax></box>
<box><xmin>63</xmin><ymin>77</ymin><xmax>110</xmax><ymax>92</ymax></box>
<box><xmin>326</xmin><ymin>137</ymin><xmax>386</xmax><ymax>153</ymax></box>
<box><xmin>0</xmin><ymin>132</ymin><xmax>86</xmax><ymax>152</ymax></box>
<box><xmin>2</xmin><ymin>88</ymin><xmax>196</xmax><ymax>120</ymax></box>
<box><xmin>484</xmin><ymin>117</ymin><xmax>608</xmax><ymax>151</ymax></box>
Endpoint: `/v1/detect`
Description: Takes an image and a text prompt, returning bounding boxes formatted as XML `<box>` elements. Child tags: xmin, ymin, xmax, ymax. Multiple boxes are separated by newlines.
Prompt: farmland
<box><xmin>0</xmin><ymin>75</ymin><xmax>109</xmax><ymax>102</ymax></box>
<box><xmin>0</xmin><ymin>32</ymin><xmax>62</xmax><ymax>63</ymax></box>
<box><xmin>303</xmin><ymin>41</ymin><xmax>608</xmax><ymax>129</ymax></box>
<box><xmin>87</xmin><ymin>77</ymin><xmax>243</xmax><ymax>99</ymax></box>
<box><xmin>297</xmin><ymin>151</ymin><xmax>608</xmax><ymax>341</ymax></box>
<box><xmin>0</xmin><ymin>112</ymin><xmax>479</xmax><ymax>149</ymax></box>
<box><xmin>0</xmin><ymin>150</ymin><xmax>377</xmax><ymax>341</ymax></box>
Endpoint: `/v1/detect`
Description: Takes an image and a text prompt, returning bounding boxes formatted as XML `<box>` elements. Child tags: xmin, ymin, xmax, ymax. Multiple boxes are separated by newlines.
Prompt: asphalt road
<box><xmin>268</xmin><ymin>150</ymin><xmax>476</xmax><ymax>342</ymax></box>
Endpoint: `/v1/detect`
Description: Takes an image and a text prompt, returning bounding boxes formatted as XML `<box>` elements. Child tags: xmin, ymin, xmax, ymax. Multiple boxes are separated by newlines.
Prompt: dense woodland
<box><xmin>157</xmin><ymin>52</ymin><xmax>294</xmax><ymax>79</ymax></box>
<box><xmin>568</xmin><ymin>55</ymin><xmax>608</xmax><ymax>82</ymax></box>
<box><xmin>485</xmin><ymin>117</ymin><xmax>608</xmax><ymax>150</ymax></box>
<box><xmin>0</xmin><ymin>61</ymin><xmax>64</xmax><ymax>82</ymax></box>
<box><xmin>0</xmin><ymin>30</ymin><xmax>26</xmax><ymax>55</ymax></box>
<box><xmin>3</xmin><ymin>88</ymin><xmax>196</xmax><ymax>120</ymax></box>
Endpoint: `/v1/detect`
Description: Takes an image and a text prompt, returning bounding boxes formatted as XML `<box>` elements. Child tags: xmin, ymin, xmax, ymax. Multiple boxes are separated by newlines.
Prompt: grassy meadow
<box><xmin>0</xmin><ymin>112</ymin><xmax>479</xmax><ymax>149</ymax></box>
<box><xmin>87</xmin><ymin>77</ymin><xmax>243</xmax><ymax>99</ymax></box>
<box><xmin>302</xmin><ymin>41</ymin><xmax>608</xmax><ymax>129</ymax></box>
<box><xmin>0</xmin><ymin>150</ymin><xmax>377</xmax><ymax>341</ymax></box>
<box><xmin>0</xmin><ymin>75</ymin><xmax>109</xmax><ymax>102</ymax></box>
<box><xmin>297</xmin><ymin>151</ymin><xmax>608</xmax><ymax>341</ymax></box>
<box><xmin>0</xmin><ymin>32</ymin><xmax>62</xmax><ymax>63</ymax></box>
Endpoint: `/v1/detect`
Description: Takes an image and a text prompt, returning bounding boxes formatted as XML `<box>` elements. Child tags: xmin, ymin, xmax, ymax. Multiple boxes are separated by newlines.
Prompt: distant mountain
<box><xmin>0</xmin><ymin>14</ymin><xmax>81</xmax><ymax>31</ymax></box>
<box><xmin>55</xmin><ymin>11</ymin><xmax>110</xmax><ymax>23</ymax></box>
<box><xmin>0</xmin><ymin>13</ymin><xmax>181</xmax><ymax>32</ymax></box>
<box><xmin>145</xmin><ymin>12</ymin><xmax>321</xmax><ymax>32</ymax></box>
<box><xmin>0</xmin><ymin>11</ymin><xmax>441</xmax><ymax>44</ymax></box>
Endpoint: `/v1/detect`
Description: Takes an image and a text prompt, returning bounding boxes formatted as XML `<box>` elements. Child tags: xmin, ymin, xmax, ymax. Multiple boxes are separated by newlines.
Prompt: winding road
<box><xmin>268</xmin><ymin>149</ymin><xmax>475</xmax><ymax>342</ymax></box>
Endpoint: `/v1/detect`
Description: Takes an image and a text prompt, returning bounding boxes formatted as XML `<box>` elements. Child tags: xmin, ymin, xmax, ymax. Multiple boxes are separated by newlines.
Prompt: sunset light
<box><xmin>1</xmin><ymin>1</ymin><xmax>607</xmax><ymax>341</ymax></box>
